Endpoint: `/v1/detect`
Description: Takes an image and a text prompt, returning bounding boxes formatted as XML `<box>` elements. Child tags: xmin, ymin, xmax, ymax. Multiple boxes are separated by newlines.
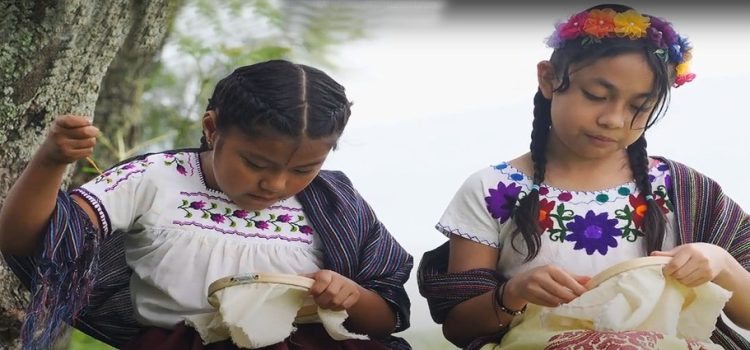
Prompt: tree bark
<box><xmin>0</xmin><ymin>1</ymin><xmax>177</xmax><ymax>348</ymax></box>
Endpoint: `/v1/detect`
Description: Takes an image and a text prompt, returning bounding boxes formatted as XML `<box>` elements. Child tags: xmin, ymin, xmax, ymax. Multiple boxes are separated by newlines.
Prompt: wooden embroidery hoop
<box><xmin>208</xmin><ymin>273</ymin><xmax>319</xmax><ymax>318</ymax></box>
<box><xmin>585</xmin><ymin>256</ymin><xmax>672</xmax><ymax>289</ymax></box>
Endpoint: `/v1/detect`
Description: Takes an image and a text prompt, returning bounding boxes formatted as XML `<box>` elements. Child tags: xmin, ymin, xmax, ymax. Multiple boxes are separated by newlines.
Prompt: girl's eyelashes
<box><xmin>582</xmin><ymin>89</ymin><xmax>605</xmax><ymax>101</ymax></box>
<box><xmin>243</xmin><ymin>157</ymin><xmax>267</xmax><ymax>170</ymax></box>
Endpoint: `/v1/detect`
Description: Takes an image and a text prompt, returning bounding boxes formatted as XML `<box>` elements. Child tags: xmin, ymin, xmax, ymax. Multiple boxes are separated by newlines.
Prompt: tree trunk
<box><xmin>0</xmin><ymin>1</ymin><xmax>176</xmax><ymax>348</ymax></box>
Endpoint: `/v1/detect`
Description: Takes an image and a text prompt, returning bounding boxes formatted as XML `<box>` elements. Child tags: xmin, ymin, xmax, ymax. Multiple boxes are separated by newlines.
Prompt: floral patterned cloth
<box><xmin>72</xmin><ymin>151</ymin><xmax>323</xmax><ymax>329</ymax></box>
<box><xmin>436</xmin><ymin>159</ymin><xmax>677</xmax><ymax>278</ymax></box>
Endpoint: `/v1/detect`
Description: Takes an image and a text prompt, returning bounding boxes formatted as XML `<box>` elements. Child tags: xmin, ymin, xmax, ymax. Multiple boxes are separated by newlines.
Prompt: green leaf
<box><xmin>185</xmin><ymin>212</ymin><xmax>192</xmax><ymax>218</ymax></box>
<box><xmin>275</xmin><ymin>226</ymin><xmax>282</xmax><ymax>232</ymax></box>
<box><xmin>202</xmin><ymin>213</ymin><xmax>209</xmax><ymax>219</ymax></box>
<box><xmin>290</xmin><ymin>226</ymin><xmax>298</xmax><ymax>232</ymax></box>
<box><xmin>211</xmin><ymin>202</ymin><xmax>217</xmax><ymax>209</ymax></box>
<box><xmin>182</xmin><ymin>199</ymin><xmax>188</xmax><ymax>206</ymax></box>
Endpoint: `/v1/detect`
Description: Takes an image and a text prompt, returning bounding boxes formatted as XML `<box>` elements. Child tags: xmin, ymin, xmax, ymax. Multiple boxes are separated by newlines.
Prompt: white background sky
<box><xmin>315</xmin><ymin>1</ymin><xmax>750</xmax><ymax>347</ymax></box>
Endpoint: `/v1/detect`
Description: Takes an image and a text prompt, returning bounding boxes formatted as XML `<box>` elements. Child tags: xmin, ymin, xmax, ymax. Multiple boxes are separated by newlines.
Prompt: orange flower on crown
<box><xmin>614</xmin><ymin>9</ymin><xmax>650</xmax><ymax>39</ymax></box>
<box><xmin>583</xmin><ymin>9</ymin><xmax>616</xmax><ymax>39</ymax></box>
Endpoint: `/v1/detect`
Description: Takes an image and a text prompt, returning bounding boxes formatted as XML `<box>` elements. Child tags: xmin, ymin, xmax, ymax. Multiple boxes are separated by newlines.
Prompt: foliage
<box><xmin>90</xmin><ymin>0</ymin><xmax>366</xmax><ymax>170</ymax></box>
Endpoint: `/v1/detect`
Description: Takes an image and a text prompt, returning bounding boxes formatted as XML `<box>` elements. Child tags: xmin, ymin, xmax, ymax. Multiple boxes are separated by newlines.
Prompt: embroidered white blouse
<box><xmin>436</xmin><ymin>159</ymin><xmax>677</xmax><ymax>279</ymax></box>
<box><xmin>72</xmin><ymin>151</ymin><xmax>323</xmax><ymax>328</ymax></box>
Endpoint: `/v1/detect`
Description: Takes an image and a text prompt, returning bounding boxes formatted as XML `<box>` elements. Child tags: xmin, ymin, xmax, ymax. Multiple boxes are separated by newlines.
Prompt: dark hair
<box><xmin>513</xmin><ymin>4</ymin><xmax>670</xmax><ymax>262</ymax></box>
<box><xmin>200</xmin><ymin>60</ymin><xmax>351</xmax><ymax>150</ymax></box>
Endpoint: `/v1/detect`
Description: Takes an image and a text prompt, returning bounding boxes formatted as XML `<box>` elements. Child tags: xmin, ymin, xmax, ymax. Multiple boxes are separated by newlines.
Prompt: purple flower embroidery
<box><xmin>300</xmin><ymin>225</ymin><xmax>313</xmax><ymax>234</ymax></box>
<box><xmin>485</xmin><ymin>182</ymin><xmax>522</xmax><ymax>223</ymax></box>
<box><xmin>565</xmin><ymin>210</ymin><xmax>620</xmax><ymax>255</ymax></box>
<box><xmin>277</xmin><ymin>214</ymin><xmax>292</xmax><ymax>223</ymax></box>
<box><xmin>255</xmin><ymin>221</ymin><xmax>270</xmax><ymax>230</ymax></box>
<box><xmin>210</xmin><ymin>213</ymin><xmax>225</xmax><ymax>223</ymax></box>
<box><xmin>664</xmin><ymin>174</ymin><xmax>672</xmax><ymax>192</ymax></box>
<box><xmin>176</xmin><ymin>164</ymin><xmax>187</xmax><ymax>175</ymax></box>
<box><xmin>233</xmin><ymin>210</ymin><xmax>249</xmax><ymax>218</ymax></box>
<box><xmin>121</xmin><ymin>163</ymin><xmax>136</xmax><ymax>170</ymax></box>
<box><xmin>190</xmin><ymin>201</ymin><xmax>206</xmax><ymax>210</ymax></box>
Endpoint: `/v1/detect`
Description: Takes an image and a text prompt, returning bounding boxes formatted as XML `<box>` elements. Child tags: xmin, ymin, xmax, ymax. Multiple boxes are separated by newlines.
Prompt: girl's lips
<box><xmin>588</xmin><ymin>134</ymin><xmax>615</xmax><ymax>142</ymax></box>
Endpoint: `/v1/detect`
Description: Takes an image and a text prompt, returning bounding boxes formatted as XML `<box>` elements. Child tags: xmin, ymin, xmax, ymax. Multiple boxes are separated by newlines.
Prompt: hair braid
<box><xmin>627</xmin><ymin>135</ymin><xmax>666</xmax><ymax>253</ymax></box>
<box><xmin>512</xmin><ymin>89</ymin><xmax>552</xmax><ymax>261</ymax></box>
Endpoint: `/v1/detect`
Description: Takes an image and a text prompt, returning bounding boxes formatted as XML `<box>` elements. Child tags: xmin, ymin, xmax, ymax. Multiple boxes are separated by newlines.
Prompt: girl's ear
<box><xmin>537</xmin><ymin>61</ymin><xmax>556</xmax><ymax>99</ymax></box>
<box><xmin>202</xmin><ymin>110</ymin><xmax>218</xmax><ymax>146</ymax></box>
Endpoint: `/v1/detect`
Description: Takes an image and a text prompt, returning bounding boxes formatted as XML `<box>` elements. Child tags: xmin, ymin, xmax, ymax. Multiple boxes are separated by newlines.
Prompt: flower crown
<box><xmin>546</xmin><ymin>8</ymin><xmax>695</xmax><ymax>87</ymax></box>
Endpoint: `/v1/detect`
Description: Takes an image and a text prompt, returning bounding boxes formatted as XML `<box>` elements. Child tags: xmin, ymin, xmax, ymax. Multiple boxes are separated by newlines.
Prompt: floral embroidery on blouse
<box><xmin>94</xmin><ymin>158</ymin><xmax>154</xmax><ymax>192</ymax></box>
<box><xmin>485</xmin><ymin>161</ymin><xmax>674</xmax><ymax>256</ymax></box>
<box><xmin>176</xmin><ymin>199</ymin><xmax>313</xmax><ymax>235</ymax></box>
<box><xmin>164</xmin><ymin>152</ymin><xmax>193</xmax><ymax>176</ymax></box>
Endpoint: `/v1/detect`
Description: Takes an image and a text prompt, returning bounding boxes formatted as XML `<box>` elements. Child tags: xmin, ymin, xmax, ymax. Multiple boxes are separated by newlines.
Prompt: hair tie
<box><xmin>531</xmin><ymin>184</ymin><xmax>541</xmax><ymax>192</ymax></box>
<box><xmin>645</xmin><ymin>194</ymin><xmax>654</xmax><ymax>201</ymax></box>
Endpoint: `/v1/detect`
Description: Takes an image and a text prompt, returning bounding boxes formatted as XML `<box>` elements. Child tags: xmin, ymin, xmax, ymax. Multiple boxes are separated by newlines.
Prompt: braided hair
<box><xmin>200</xmin><ymin>60</ymin><xmax>351</xmax><ymax>150</ymax></box>
<box><xmin>512</xmin><ymin>4</ymin><xmax>671</xmax><ymax>262</ymax></box>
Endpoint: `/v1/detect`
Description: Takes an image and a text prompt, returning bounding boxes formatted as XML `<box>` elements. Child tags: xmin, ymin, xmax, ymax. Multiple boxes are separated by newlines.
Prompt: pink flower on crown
<box><xmin>583</xmin><ymin>9</ymin><xmax>615</xmax><ymax>39</ymax></box>
<box><xmin>559</xmin><ymin>11</ymin><xmax>589</xmax><ymax>40</ymax></box>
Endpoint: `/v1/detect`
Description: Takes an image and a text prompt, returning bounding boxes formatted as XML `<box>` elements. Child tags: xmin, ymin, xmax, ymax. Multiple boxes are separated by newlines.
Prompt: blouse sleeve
<box><xmin>436</xmin><ymin>169</ymin><xmax>505</xmax><ymax>248</ymax></box>
<box><xmin>71</xmin><ymin>157</ymin><xmax>154</xmax><ymax>237</ymax></box>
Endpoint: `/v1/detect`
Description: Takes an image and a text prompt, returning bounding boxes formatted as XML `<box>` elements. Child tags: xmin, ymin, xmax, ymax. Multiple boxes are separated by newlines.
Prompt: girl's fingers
<box><xmin>670</xmin><ymin>261</ymin><xmax>701</xmax><ymax>280</ymax></box>
<box><xmin>64</xmin><ymin>126</ymin><xmax>99</xmax><ymax>139</ymax></box>
<box><xmin>663</xmin><ymin>253</ymin><xmax>689</xmax><ymax>276</ymax></box>
<box><xmin>64</xmin><ymin>138</ymin><xmax>96</xmax><ymax>150</ymax></box>
<box><xmin>57</xmin><ymin>115</ymin><xmax>92</xmax><ymax>128</ymax></box>
<box><xmin>529</xmin><ymin>279</ymin><xmax>571</xmax><ymax>306</ymax></box>
<box><xmin>550</xmin><ymin>270</ymin><xmax>588</xmax><ymax>296</ymax></box>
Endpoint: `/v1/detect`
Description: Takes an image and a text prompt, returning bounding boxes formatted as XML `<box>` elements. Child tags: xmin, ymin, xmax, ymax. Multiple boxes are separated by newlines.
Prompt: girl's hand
<box><xmin>39</xmin><ymin>115</ymin><xmax>99</xmax><ymax>166</ymax></box>
<box><xmin>651</xmin><ymin>243</ymin><xmax>732</xmax><ymax>287</ymax></box>
<box><xmin>307</xmin><ymin>270</ymin><xmax>362</xmax><ymax>311</ymax></box>
<box><xmin>505</xmin><ymin>264</ymin><xmax>590</xmax><ymax>308</ymax></box>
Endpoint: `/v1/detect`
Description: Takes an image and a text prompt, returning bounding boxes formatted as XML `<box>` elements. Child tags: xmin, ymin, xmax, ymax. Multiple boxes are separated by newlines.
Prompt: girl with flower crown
<box><xmin>418</xmin><ymin>4</ymin><xmax>749</xmax><ymax>350</ymax></box>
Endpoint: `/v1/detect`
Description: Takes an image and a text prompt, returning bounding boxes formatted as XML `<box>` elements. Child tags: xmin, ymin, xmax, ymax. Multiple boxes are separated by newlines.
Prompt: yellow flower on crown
<box><xmin>614</xmin><ymin>10</ymin><xmax>649</xmax><ymax>39</ymax></box>
<box><xmin>676</xmin><ymin>61</ymin><xmax>690</xmax><ymax>77</ymax></box>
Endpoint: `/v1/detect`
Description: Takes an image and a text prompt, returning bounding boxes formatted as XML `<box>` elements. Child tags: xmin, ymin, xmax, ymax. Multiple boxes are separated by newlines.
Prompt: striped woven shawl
<box><xmin>417</xmin><ymin>157</ymin><xmax>750</xmax><ymax>349</ymax></box>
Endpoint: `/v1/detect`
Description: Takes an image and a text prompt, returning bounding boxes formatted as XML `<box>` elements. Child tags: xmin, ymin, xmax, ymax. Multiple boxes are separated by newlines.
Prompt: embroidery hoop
<box><xmin>585</xmin><ymin>256</ymin><xmax>672</xmax><ymax>289</ymax></box>
<box><xmin>208</xmin><ymin>273</ymin><xmax>318</xmax><ymax>318</ymax></box>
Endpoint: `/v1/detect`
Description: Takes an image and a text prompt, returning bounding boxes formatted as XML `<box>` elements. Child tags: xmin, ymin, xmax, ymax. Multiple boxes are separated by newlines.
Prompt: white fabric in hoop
<box><xmin>184</xmin><ymin>274</ymin><xmax>368</xmax><ymax>349</ymax></box>
<box><xmin>540</xmin><ymin>257</ymin><xmax>732</xmax><ymax>340</ymax></box>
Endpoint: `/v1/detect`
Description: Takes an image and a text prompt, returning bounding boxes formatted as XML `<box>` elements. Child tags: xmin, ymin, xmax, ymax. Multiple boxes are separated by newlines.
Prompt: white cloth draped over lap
<box><xmin>185</xmin><ymin>282</ymin><xmax>368</xmax><ymax>348</ymax></box>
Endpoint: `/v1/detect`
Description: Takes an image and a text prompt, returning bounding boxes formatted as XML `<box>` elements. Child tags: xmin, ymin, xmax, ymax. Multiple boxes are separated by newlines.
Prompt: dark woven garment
<box><xmin>5</xmin><ymin>150</ymin><xmax>413</xmax><ymax>350</ymax></box>
<box><xmin>122</xmin><ymin>323</ymin><xmax>394</xmax><ymax>350</ymax></box>
<box><xmin>417</xmin><ymin>157</ymin><xmax>750</xmax><ymax>349</ymax></box>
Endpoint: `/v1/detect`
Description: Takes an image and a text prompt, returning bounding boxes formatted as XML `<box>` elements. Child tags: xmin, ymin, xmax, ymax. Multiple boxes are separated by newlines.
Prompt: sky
<box><xmin>315</xmin><ymin>1</ymin><xmax>750</xmax><ymax>346</ymax></box>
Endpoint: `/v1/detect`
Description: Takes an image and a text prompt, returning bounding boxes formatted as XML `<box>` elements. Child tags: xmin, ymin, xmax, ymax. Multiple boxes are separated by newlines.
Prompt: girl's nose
<box><xmin>260</xmin><ymin>173</ymin><xmax>286</xmax><ymax>193</ymax></box>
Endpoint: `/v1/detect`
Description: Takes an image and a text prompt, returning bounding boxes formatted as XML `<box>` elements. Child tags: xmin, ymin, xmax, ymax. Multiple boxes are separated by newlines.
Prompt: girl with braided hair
<box><xmin>418</xmin><ymin>4</ymin><xmax>749</xmax><ymax>349</ymax></box>
<box><xmin>0</xmin><ymin>60</ymin><xmax>412</xmax><ymax>349</ymax></box>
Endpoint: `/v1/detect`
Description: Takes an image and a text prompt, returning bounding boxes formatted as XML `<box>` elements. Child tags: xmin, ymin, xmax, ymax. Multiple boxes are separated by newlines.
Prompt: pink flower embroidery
<box><xmin>255</xmin><ymin>221</ymin><xmax>270</xmax><ymax>230</ymax></box>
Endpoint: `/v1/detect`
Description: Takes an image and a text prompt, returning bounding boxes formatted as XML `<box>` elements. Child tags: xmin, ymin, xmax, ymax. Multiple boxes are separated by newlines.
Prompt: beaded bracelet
<box><xmin>493</xmin><ymin>282</ymin><xmax>527</xmax><ymax>317</ymax></box>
